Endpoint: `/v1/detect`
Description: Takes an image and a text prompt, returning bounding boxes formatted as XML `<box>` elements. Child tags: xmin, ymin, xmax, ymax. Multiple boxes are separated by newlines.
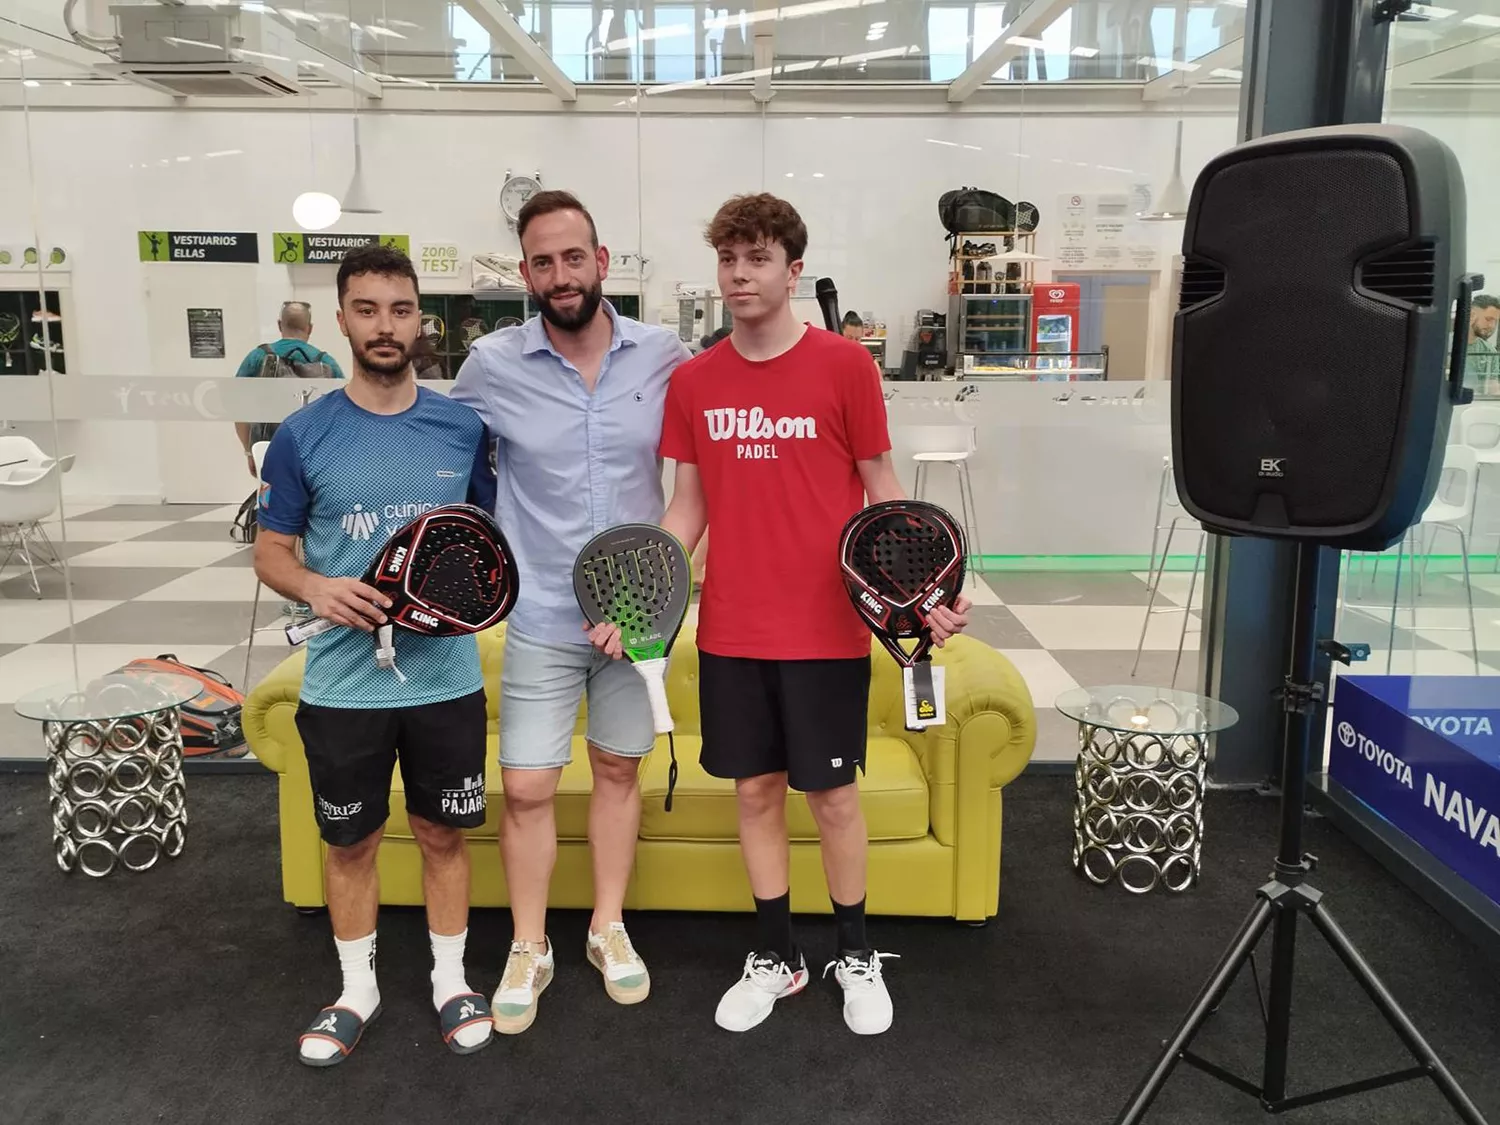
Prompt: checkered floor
<box><xmin>2</xmin><ymin>503</ymin><xmax>1498</xmax><ymax>763</ymax></box>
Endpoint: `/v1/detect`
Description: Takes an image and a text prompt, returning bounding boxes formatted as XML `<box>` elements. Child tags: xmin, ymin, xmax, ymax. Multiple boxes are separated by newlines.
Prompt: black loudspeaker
<box><xmin>1173</xmin><ymin>124</ymin><xmax>1476</xmax><ymax>552</ymax></box>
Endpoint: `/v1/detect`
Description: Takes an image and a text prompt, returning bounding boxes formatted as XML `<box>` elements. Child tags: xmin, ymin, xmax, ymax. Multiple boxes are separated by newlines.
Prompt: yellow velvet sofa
<box><xmin>244</xmin><ymin>623</ymin><xmax>1037</xmax><ymax>922</ymax></box>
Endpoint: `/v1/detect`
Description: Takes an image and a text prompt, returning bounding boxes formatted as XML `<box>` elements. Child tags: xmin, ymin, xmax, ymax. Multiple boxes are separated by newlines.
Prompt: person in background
<box><xmin>234</xmin><ymin>300</ymin><xmax>346</xmax><ymax>477</ymax></box>
<box><xmin>841</xmin><ymin>311</ymin><xmax>865</xmax><ymax>341</ymax></box>
<box><xmin>1467</xmin><ymin>293</ymin><xmax>1500</xmax><ymax>395</ymax></box>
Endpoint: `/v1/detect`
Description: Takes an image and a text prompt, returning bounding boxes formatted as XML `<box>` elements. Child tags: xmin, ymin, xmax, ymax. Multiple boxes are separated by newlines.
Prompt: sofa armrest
<box><xmin>915</xmin><ymin>637</ymin><xmax>1037</xmax><ymax>921</ymax></box>
<box><xmin>243</xmin><ymin>650</ymin><xmax>307</xmax><ymax>775</ymax></box>
<box><xmin>920</xmin><ymin>636</ymin><xmax>1038</xmax><ymax>797</ymax></box>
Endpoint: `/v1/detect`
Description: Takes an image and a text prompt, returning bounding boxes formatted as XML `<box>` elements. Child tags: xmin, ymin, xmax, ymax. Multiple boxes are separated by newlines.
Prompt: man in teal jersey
<box><xmin>255</xmin><ymin>246</ymin><xmax>496</xmax><ymax>1066</ymax></box>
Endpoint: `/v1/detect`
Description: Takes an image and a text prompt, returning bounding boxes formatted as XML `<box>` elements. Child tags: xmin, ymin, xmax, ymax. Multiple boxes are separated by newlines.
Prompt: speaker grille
<box><xmin>1360</xmin><ymin>241</ymin><xmax>1437</xmax><ymax>306</ymax></box>
<box><xmin>1175</xmin><ymin>148</ymin><xmax>1413</xmax><ymax>532</ymax></box>
<box><xmin>1179</xmin><ymin>258</ymin><xmax>1227</xmax><ymax>309</ymax></box>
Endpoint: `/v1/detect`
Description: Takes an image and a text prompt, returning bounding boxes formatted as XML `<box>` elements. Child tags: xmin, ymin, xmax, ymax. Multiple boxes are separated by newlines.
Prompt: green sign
<box><xmin>273</xmin><ymin>232</ymin><xmax>410</xmax><ymax>265</ymax></box>
<box><xmin>138</xmin><ymin>231</ymin><xmax>259</xmax><ymax>263</ymax></box>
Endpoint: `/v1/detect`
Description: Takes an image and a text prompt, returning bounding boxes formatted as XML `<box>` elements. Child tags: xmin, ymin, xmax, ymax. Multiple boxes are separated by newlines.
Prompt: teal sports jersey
<box><xmin>235</xmin><ymin>338</ymin><xmax>347</xmax><ymax>379</ymax></box>
<box><xmin>258</xmin><ymin>387</ymin><xmax>495</xmax><ymax>708</ymax></box>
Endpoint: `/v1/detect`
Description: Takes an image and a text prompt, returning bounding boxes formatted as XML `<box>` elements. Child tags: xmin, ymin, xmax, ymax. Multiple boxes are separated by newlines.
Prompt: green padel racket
<box><xmin>574</xmin><ymin>523</ymin><xmax>692</xmax><ymax>809</ymax></box>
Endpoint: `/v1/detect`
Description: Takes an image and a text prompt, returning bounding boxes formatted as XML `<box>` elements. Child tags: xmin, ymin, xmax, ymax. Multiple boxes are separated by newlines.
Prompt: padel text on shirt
<box><xmin>659</xmin><ymin>326</ymin><xmax>892</xmax><ymax>660</ymax></box>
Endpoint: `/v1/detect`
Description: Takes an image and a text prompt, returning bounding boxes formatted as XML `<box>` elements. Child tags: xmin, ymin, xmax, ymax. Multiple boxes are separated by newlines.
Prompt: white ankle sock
<box><xmin>300</xmin><ymin>931</ymin><xmax>380</xmax><ymax>1063</ymax></box>
<box><xmin>431</xmin><ymin>929</ymin><xmax>488</xmax><ymax>1050</ymax></box>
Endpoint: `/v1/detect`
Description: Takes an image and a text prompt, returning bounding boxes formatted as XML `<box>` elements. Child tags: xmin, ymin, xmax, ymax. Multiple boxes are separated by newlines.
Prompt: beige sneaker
<box><xmin>586</xmin><ymin>922</ymin><xmax>650</xmax><ymax>1005</ymax></box>
<box><xmin>491</xmin><ymin>938</ymin><xmax>554</xmax><ymax>1035</ymax></box>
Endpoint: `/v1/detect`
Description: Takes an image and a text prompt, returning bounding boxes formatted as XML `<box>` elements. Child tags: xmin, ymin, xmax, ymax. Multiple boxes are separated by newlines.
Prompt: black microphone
<box><xmin>815</xmin><ymin>277</ymin><xmax>840</xmax><ymax>333</ymax></box>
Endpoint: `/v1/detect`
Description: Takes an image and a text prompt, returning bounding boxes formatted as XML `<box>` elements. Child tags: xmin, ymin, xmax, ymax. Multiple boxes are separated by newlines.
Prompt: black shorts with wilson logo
<box><xmin>294</xmin><ymin>690</ymin><xmax>488</xmax><ymax>847</ymax></box>
<box><xmin>698</xmin><ymin>652</ymin><xmax>871</xmax><ymax>793</ymax></box>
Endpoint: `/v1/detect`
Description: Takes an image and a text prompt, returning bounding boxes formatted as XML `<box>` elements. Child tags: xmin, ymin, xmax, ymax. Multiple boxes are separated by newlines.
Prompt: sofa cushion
<box><xmin>638</xmin><ymin>735</ymin><xmax>929</xmax><ymax>843</ymax></box>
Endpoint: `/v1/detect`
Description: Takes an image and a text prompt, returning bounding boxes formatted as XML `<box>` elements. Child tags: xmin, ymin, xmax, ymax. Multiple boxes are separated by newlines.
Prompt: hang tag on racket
<box><xmin>903</xmin><ymin>661</ymin><xmax>945</xmax><ymax>730</ymax></box>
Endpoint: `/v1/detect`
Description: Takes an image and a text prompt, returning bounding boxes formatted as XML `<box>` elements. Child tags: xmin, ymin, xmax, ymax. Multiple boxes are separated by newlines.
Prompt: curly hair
<box><xmin>704</xmin><ymin>193</ymin><xmax>807</xmax><ymax>263</ymax></box>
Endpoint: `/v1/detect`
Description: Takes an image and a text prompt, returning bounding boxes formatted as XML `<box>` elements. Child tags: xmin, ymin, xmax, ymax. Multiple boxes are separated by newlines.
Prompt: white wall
<box><xmin>0</xmin><ymin>103</ymin><xmax>1239</xmax><ymax>501</ymax></box>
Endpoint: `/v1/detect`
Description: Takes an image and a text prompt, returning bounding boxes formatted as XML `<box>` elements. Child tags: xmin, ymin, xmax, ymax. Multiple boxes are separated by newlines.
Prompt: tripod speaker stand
<box><xmin>1114</xmin><ymin>541</ymin><xmax>1488</xmax><ymax>1124</ymax></box>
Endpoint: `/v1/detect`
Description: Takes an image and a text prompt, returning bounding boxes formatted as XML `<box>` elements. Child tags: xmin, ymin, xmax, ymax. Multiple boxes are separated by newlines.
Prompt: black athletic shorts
<box><xmin>294</xmin><ymin>690</ymin><xmax>488</xmax><ymax>847</ymax></box>
<box><xmin>698</xmin><ymin>652</ymin><xmax>870</xmax><ymax>793</ymax></box>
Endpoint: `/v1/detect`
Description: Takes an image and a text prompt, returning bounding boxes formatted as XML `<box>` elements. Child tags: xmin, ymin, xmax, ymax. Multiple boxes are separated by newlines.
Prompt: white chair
<box><xmin>900</xmin><ymin>424</ymin><xmax>982</xmax><ymax>560</ymax></box>
<box><xmin>1383</xmin><ymin>445</ymin><xmax>1481</xmax><ymax>674</ymax></box>
<box><xmin>1459</xmin><ymin>406</ymin><xmax>1500</xmax><ymax>572</ymax></box>
<box><xmin>1132</xmin><ymin>455</ymin><xmax>1203</xmax><ymax>687</ymax></box>
<box><xmin>0</xmin><ymin>460</ymin><xmax>63</xmax><ymax>596</ymax></box>
<box><xmin>0</xmin><ymin>434</ymin><xmax>75</xmax><ymax>476</ymax></box>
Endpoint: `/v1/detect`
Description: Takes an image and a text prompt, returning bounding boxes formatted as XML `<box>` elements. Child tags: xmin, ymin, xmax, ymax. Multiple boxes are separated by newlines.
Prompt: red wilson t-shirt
<box><xmin>660</xmin><ymin>326</ymin><xmax>891</xmax><ymax>660</ymax></box>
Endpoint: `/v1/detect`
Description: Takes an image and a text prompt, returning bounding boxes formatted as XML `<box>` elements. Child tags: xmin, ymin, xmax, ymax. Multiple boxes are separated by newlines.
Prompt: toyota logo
<box><xmin>1337</xmin><ymin>721</ymin><xmax>1356</xmax><ymax>748</ymax></box>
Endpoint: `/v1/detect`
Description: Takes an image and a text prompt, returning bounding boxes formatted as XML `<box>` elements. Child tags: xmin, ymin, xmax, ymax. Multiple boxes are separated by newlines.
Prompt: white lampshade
<box><xmin>1138</xmin><ymin>120</ymin><xmax>1190</xmax><ymax>223</ymax></box>
<box><xmin>292</xmin><ymin>191</ymin><xmax>342</xmax><ymax>231</ymax></box>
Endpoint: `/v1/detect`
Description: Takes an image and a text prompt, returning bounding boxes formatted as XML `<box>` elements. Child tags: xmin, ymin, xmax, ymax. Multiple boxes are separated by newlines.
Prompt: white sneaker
<box><xmin>714</xmin><ymin>951</ymin><xmax>809</xmax><ymax>1032</ymax></box>
<box><xmin>492</xmin><ymin>938</ymin><xmax>554</xmax><ymax>1035</ymax></box>
<box><xmin>825</xmin><ymin>951</ymin><xmax>898</xmax><ymax>1035</ymax></box>
<box><xmin>586</xmin><ymin>921</ymin><xmax>650</xmax><ymax>1005</ymax></box>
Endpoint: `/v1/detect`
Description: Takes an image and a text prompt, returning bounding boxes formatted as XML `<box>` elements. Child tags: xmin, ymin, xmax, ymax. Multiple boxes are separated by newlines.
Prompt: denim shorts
<box><xmin>498</xmin><ymin>628</ymin><xmax>656</xmax><ymax>770</ymax></box>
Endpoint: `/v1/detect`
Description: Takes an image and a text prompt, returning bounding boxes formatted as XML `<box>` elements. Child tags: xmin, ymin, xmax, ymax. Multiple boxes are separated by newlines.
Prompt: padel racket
<box><xmin>840</xmin><ymin>501</ymin><xmax>966</xmax><ymax>729</ymax></box>
<box><xmin>286</xmin><ymin>504</ymin><xmax>518</xmax><ymax>679</ymax></box>
<box><xmin>574</xmin><ymin>524</ymin><xmax>691</xmax><ymax>810</ymax></box>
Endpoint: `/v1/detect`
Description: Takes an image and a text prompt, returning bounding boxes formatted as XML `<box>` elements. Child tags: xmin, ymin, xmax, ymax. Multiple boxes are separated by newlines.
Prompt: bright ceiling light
<box><xmin>785</xmin><ymin>171</ymin><xmax>795</xmax><ymax>177</ymax></box>
<box><xmin>1071</xmin><ymin>46</ymin><xmax>1100</xmax><ymax>58</ymax></box>
<box><xmin>22</xmin><ymin>79</ymin><xmax>39</xmax><ymax>87</ymax></box>
<box><xmin>292</xmin><ymin>191</ymin><xmax>341</xmax><ymax>231</ymax></box>
<box><xmin>361</xmin><ymin>25</ymin><xmax>408</xmax><ymax>39</ymax></box>
<box><xmin>813</xmin><ymin>172</ymin><xmax>825</xmax><ymax>177</ymax></box>
<box><xmin>926</xmin><ymin>138</ymin><xmax>959</xmax><ymax>147</ymax></box>
<box><xmin>1007</xmin><ymin>35</ymin><xmax>1045</xmax><ymax>48</ymax></box>
<box><xmin>278</xmin><ymin>9</ymin><xmax>322</xmax><ymax>24</ymax></box>
<box><xmin>1210</xmin><ymin>67</ymin><xmax>1243</xmax><ymax>80</ymax></box>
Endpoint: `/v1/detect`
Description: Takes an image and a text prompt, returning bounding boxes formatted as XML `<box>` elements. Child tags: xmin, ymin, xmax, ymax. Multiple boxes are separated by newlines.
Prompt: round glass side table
<box><xmin>15</xmin><ymin>672</ymin><xmax>202</xmax><ymax>878</ymax></box>
<box><xmin>1055</xmin><ymin>685</ymin><xmax>1239</xmax><ymax>895</ymax></box>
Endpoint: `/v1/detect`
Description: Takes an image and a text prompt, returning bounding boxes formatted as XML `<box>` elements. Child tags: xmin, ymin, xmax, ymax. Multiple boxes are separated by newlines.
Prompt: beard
<box><xmin>354</xmin><ymin>336</ymin><xmax>412</xmax><ymax>383</ymax></box>
<box><xmin>536</xmin><ymin>280</ymin><xmax>604</xmax><ymax>332</ymax></box>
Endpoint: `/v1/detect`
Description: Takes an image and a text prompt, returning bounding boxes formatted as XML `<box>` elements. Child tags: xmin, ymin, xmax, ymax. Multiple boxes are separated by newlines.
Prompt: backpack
<box><xmin>249</xmin><ymin>343</ymin><xmax>333</xmax><ymax>445</ymax></box>
<box><xmin>115</xmin><ymin>655</ymin><xmax>249</xmax><ymax>759</ymax></box>
<box><xmin>231</xmin><ymin>490</ymin><xmax>258</xmax><ymax>544</ymax></box>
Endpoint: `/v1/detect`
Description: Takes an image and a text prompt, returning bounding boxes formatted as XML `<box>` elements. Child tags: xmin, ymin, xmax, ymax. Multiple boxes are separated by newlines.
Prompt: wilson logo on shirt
<box><xmin>341</xmin><ymin>504</ymin><xmax>381</xmax><ymax>541</ymax></box>
<box><xmin>703</xmin><ymin>406</ymin><xmax>817</xmax><ymax>460</ymax></box>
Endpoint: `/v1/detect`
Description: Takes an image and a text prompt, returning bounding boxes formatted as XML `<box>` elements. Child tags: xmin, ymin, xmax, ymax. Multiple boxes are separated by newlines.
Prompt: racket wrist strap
<box><xmin>374</xmin><ymin>624</ymin><xmax>407</xmax><ymax>683</ymax></box>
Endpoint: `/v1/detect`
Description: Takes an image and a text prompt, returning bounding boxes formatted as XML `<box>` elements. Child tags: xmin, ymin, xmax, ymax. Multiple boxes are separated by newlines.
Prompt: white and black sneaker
<box><xmin>714</xmin><ymin>950</ymin><xmax>809</xmax><ymax>1032</ymax></box>
<box><xmin>825</xmin><ymin>950</ymin><xmax>898</xmax><ymax>1035</ymax></box>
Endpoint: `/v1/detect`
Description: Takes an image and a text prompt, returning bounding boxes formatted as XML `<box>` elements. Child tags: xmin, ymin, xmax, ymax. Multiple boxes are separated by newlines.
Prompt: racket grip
<box><xmin>285</xmin><ymin>617</ymin><xmax>335</xmax><ymax>645</ymax></box>
<box><xmin>634</xmin><ymin>658</ymin><xmax>674</xmax><ymax>734</ymax></box>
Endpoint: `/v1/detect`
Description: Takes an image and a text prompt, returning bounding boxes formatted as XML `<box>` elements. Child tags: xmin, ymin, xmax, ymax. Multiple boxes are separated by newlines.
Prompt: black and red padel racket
<box><xmin>840</xmin><ymin>500</ymin><xmax>966</xmax><ymax>728</ymax></box>
<box><xmin>286</xmin><ymin>503</ymin><xmax>518</xmax><ymax>678</ymax></box>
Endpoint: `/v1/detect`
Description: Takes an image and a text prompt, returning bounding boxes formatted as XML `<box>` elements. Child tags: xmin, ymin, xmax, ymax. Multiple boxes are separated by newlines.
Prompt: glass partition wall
<box><xmin>0</xmin><ymin>0</ymin><xmax>1258</xmax><ymax>767</ymax></box>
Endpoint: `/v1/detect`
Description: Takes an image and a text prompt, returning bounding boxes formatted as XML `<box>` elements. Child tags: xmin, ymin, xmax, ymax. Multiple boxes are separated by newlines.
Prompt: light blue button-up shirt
<box><xmin>451</xmin><ymin>308</ymin><xmax>691</xmax><ymax>645</ymax></box>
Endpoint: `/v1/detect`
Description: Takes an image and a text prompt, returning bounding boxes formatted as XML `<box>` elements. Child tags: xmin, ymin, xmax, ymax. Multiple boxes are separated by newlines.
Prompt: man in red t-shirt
<box><xmin>595</xmin><ymin>193</ymin><xmax>969</xmax><ymax>1035</ymax></box>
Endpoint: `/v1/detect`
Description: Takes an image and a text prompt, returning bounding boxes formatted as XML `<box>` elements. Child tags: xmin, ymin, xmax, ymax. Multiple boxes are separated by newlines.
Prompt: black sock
<box><xmin>832</xmin><ymin>896</ymin><xmax>868</xmax><ymax>954</ymax></box>
<box><xmin>753</xmin><ymin>891</ymin><xmax>795</xmax><ymax>964</ymax></box>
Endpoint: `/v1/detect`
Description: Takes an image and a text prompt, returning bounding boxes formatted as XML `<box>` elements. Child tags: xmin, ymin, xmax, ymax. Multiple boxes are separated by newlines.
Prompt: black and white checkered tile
<box><xmin>2</xmin><ymin>504</ymin><xmax>1497</xmax><ymax>763</ymax></box>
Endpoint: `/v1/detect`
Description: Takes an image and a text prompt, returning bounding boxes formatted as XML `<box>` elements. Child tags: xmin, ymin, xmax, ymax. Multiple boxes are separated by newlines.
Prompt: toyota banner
<box><xmin>1329</xmin><ymin>676</ymin><xmax>1500</xmax><ymax>908</ymax></box>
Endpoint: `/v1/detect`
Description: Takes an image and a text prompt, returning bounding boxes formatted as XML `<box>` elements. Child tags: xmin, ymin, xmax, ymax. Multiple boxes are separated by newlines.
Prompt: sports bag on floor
<box><xmin>116</xmin><ymin>655</ymin><xmax>249</xmax><ymax>759</ymax></box>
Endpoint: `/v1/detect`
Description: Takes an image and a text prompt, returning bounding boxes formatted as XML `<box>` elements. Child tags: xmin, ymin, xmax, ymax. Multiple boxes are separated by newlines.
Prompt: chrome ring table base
<box><xmin>1071</xmin><ymin>724</ymin><xmax>1206</xmax><ymax>894</ymax></box>
<box><xmin>44</xmin><ymin>709</ymin><xmax>188</xmax><ymax>878</ymax></box>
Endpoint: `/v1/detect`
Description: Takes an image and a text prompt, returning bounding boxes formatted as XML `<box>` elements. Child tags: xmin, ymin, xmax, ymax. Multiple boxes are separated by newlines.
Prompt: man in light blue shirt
<box><xmin>451</xmin><ymin>190</ymin><xmax>689</xmax><ymax>1033</ymax></box>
